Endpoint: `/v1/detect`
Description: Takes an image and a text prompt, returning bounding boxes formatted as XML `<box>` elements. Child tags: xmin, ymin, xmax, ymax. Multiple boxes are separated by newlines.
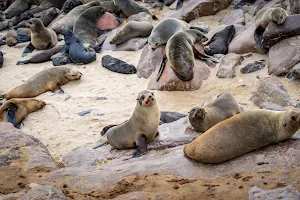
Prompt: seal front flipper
<box><xmin>192</xmin><ymin>45</ymin><xmax>219</xmax><ymax>63</ymax></box>
<box><xmin>53</xmin><ymin>87</ymin><xmax>64</xmax><ymax>94</ymax></box>
<box><xmin>92</xmin><ymin>141</ymin><xmax>109</xmax><ymax>149</ymax></box>
<box><xmin>22</xmin><ymin>42</ymin><xmax>35</xmax><ymax>57</ymax></box>
<box><xmin>254</xmin><ymin>26</ymin><xmax>268</xmax><ymax>53</ymax></box>
<box><xmin>6</xmin><ymin>102</ymin><xmax>18</xmax><ymax>126</ymax></box>
<box><xmin>132</xmin><ymin>135</ymin><xmax>147</xmax><ymax>158</ymax></box>
<box><xmin>101</xmin><ymin>124</ymin><xmax>118</xmax><ymax>136</ymax></box>
<box><xmin>16</xmin><ymin>60</ymin><xmax>30</xmax><ymax>65</ymax></box>
<box><xmin>176</xmin><ymin>0</ymin><xmax>183</xmax><ymax>10</ymax></box>
<box><xmin>156</xmin><ymin>57</ymin><xmax>168</xmax><ymax>82</ymax></box>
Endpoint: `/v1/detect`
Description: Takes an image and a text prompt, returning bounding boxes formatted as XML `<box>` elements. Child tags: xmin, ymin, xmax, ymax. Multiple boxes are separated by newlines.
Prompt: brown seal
<box><xmin>0</xmin><ymin>98</ymin><xmax>46</xmax><ymax>127</ymax></box>
<box><xmin>189</xmin><ymin>92</ymin><xmax>241</xmax><ymax>132</ymax></box>
<box><xmin>0</xmin><ymin>66</ymin><xmax>82</xmax><ymax>100</ymax></box>
<box><xmin>184</xmin><ymin>109</ymin><xmax>300</xmax><ymax>163</ymax></box>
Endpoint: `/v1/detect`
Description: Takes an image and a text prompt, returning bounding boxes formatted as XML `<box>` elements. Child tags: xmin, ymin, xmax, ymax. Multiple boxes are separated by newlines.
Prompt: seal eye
<box><xmin>291</xmin><ymin>116</ymin><xmax>296</xmax><ymax>121</ymax></box>
<box><xmin>151</xmin><ymin>92</ymin><xmax>154</xmax><ymax>96</ymax></box>
<box><xmin>140</xmin><ymin>95</ymin><xmax>145</xmax><ymax>100</ymax></box>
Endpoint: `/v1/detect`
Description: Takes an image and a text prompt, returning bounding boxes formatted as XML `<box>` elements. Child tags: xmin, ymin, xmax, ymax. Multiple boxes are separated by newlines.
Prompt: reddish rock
<box><xmin>97</xmin><ymin>12</ymin><xmax>120</xmax><ymax>30</ymax></box>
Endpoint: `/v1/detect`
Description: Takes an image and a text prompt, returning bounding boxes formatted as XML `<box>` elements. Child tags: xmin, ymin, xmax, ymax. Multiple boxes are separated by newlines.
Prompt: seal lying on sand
<box><xmin>157</xmin><ymin>29</ymin><xmax>208</xmax><ymax>82</ymax></box>
<box><xmin>0</xmin><ymin>66</ymin><xmax>82</xmax><ymax>99</ymax></box>
<box><xmin>189</xmin><ymin>92</ymin><xmax>241</xmax><ymax>132</ymax></box>
<box><xmin>95</xmin><ymin>90</ymin><xmax>160</xmax><ymax>158</ymax></box>
<box><xmin>204</xmin><ymin>25</ymin><xmax>235</xmax><ymax>56</ymax></box>
<box><xmin>0</xmin><ymin>98</ymin><xmax>46</xmax><ymax>127</ymax></box>
<box><xmin>3</xmin><ymin>28</ymin><xmax>31</xmax><ymax>46</ymax></box>
<box><xmin>184</xmin><ymin>109</ymin><xmax>300</xmax><ymax>163</ymax></box>
<box><xmin>101</xmin><ymin>55</ymin><xmax>137</xmax><ymax>74</ymax></box>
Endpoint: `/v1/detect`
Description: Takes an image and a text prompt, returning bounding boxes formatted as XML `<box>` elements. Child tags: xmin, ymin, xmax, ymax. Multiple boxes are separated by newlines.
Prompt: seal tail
<box><xmin>101</xmin><ymin>124</ymin><xmax>118</xmax><ymax>136</ymax></box>
<box><xmin>176</xmin><ymin>0</ymin><xmax>183</xmax><ymax>10</ymax></box>
<box><xmin>92</xmin><ymin>141</ymin><xmax>109</xmax><ymax>149</ymax></box>
<box><xmin>156</xmin><ymin>57</ymin><xmax>168</xmax><ymax>82</ymax></box>
<box><xmin>190</xmin><ymin>26</ymin><xmax>209</xmax><ymax>34</ymax></box>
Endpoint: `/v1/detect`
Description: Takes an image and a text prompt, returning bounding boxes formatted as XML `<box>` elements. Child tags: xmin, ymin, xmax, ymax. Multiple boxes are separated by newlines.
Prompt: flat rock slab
<box><xmin>248</xmin><ymin>185</ymin><xmax>300</xmax><ymax>200</ymax></box>
<box><xmin>262</xmin><ymin>14</ymin><xmax>300</xmax><ymax>48</ymax></box>
<box><xmin>250</xmin><ymin>77</ymin><xmax>292</xmax><ymax>107</ymax></box>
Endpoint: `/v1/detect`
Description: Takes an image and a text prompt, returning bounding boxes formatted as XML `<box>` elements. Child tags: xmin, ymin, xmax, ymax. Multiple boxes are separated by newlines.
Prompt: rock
<box><xmin>152</xmin><ymin>1</ymin><xmax>164</xmax><ymax>9</ymax></box>
<box><xmin>127</xmin><ymin>12</ymin><xmax>152</xmax><ymax>22</ymax></box>
<box><xmin>169</xmin><ymin>0</ymin><xmax>179</xmax><ymax>10</ymax></box>
<box><xmin>136</xmin><ymin>44</ymin><xmax>165</xmax><ymax>79</ymax></box>
<box><xmin>267</xmin><ymin>36</ymin><xmax>300</xmax><ymax>76</ymax></box>
<box><xmin>169</xmin><ymin>0</ymin><xmax>232</xmax><ymax>22</ymax></box>
<box><xmin>101</xmin><ymin>55</ymin><xmax>137</xmax><ymax>74</ymax></box>
<box><xmin>164</xmin><ymin>0</ymin><xmax>176</xmax><ymax>6</ymax></box>
<box><xmin>262</xmin><ymin>14</ymin><xmax>300</xmax><ymax>48</ymax></box>
<box><xmin>260</xmin><ymin>102</ymin><xmax>286</xmax><ymax>111</ymax></box>
<box><xmin>160</xmin><ymin>111</ymin><xmax>186</xmax><ymax>123</ymax></box>
<box><xmin>240</xmin><ymin>60</ymin><xmax>265</xmax><ymax>74</ymax></box>
<box><xmin>289</xmin><ymin>0</ymin><xmax>300</xmax><ymax>14</ymax></box>
<box><xmin>18</xmin><ymin>183</ymin><xmax>67</xmax><ymax>200</ymax></box>
<box><xmin>287</xmin><ymin>62</ymin><xmax>300</xmax><ymax>80</ymax></box>
<box><xmin>219</xmin><ymin>9</ymin><xmax>245</xmax><ymax>26</ymax></box>
<box><xmin>216</xmin><ymin>53</ymin><xmax>243</xmax><ymax>78</ymax></box>
<box><xmin>229</xmin><ymin>24</ymin><xmax>266</xmax><ymax>54</ymax></box>
<box><xmin>147</xmin><ymin>60</ymin><xmax>210</xmax><ymax>91</ymax></box>
<box><xmin>248</xmin><ymin>185</ymin><xmax>300</xmax><ymax>200</ymax></box>
<box><xmin>0</xmin><ymin>122</ymin><xmax>58</xmax><ymax>171</ymax></box>
<box><xmin>250</xmin><ymin>77</ymin><xmax>292</xmax><ymax>107</ymax></box>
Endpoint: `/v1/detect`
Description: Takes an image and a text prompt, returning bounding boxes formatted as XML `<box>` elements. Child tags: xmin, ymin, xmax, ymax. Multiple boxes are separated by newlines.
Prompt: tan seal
<box><xmin>184</xmin><ymin>109</ymin><xmax>300</xmax><ymax>164</ymax></box>
<box><xmin>0</xmin><ymin>66</ymin><xmax>82</xmax><ymax>100</ymax></box>
<box><xmin>189</xmin><ymin>92</ymin><xmax>241</xmax><ymax>132</ymax></box>
<box><xmin>101</xmin><ymin>90</ymin><xmax>160</xmax><ymax>157</ymax></box>
<box><xmin>0</xmin><ymin>98</ymin><xmax>46</xmax><ymax>127</ymax></box>
<box><xmin>110</xmin><ymin>21</ymin><xmax>153</xmax><ymax>45</ymax></box>
<box><xmin>255</xmin><ymin>7</ymin><xmax>288</xmax><ymax>29</ymax></box>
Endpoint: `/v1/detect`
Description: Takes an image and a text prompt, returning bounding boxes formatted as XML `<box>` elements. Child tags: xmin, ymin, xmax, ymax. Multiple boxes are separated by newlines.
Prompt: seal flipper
<box><xmin>22</xmin><ymin>42</ymin><xmax>35</xmax><ymax>57</ymax></box>
<box><xmin>156</xmin><ymin>57</ymin><xmax>168</xmax><ymax>82</ymax></box>
<box><xmin>53</xmin><ymin>87</ymin><xmax>64</xmax><ymax>94</ymax></box>
<box><xmin>192</xmin><ymin>45</ymin><xmax>219</xmax><ymax>63</ymax></box>
<box><xmin>16</xmin><ymin>60</ymin><xmax>30</xmax><ymax>65</ymax></box>
<box><xmin>0</xmin><ymin>94</ymin><xmax>5</xmax><ymax>100</ymax></box>
<box><xmin>92</xmin><ymin>141</ymin><xmax>109</xmax><ymax>149</ymax></box>
<box><xmin>101</xmin><ymin>124</ymin><xmax>118</xmax><ymax>136</ymax></box>
<box><xmin>176</xmin><ymin>0</ymin><xmax>183</xmax><ymax>10</ymax></box>
<box><xmin>190</xmin><ymin>26</ymin><xmax>208</xmax><ymax>34</ymax></box>
<box><xmin>254</xmin><ymin>26</ymin><xmax>268</xmax><ymax>53</ymax></box>
<box><xmin>6</xmin><ymin>103</ymin><xmax>18</xmax><ymax>126</ymax></box>
<box><xmin>132</xmin><ymin>134</ymin><xmax>147</xmax><ymax>158</ymax></box>
<box><xmin>0</xmin><ymin>40</ymin><xmax>6</xmax><ymax>46</ymax></box>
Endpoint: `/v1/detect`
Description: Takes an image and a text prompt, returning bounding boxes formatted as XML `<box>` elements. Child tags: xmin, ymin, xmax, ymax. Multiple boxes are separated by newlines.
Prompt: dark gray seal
<box><xmin>101</xmin><ymin>55</ymin><xmax>137</xmax><ymax>74</ymax></box>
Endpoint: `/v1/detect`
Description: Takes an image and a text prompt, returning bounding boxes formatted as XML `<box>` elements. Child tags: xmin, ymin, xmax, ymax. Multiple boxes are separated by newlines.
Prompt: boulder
<box><xmin>229</xmin><ymin>24</ymin><xmax>266</xmax><ymax>54</ymax></box>
<box><xmin>160</xmin><ymin>111</ymin><xmax>186</xmax><ymax>123</ymax></box>
<box><xmin>260</xmin><ymin>102</ymin><xmax>286</xmax><ymax>111</ymax></box>
<box><xmin>219</xmin><ymin>9</ymin><xmax>245</xmax><ymax>26</ymax></box>
<box><xmin>147</xmin><ymin>60</ymin><xmax>210</xmax><ymax>91</ymax></box>
<box><xmin>127</xmin><ymin>12</ymin><xmax>152</xmax><ymax>22</ymax></box>
<box><xmin>248</xmin><ymin>185</ymin><xmax>300</xmax><ymax>200</ymax></box>
<box><xmin>289</xmin><ymin>0</ymin><xmax>300</xmax><ymax>14</ymax></box>
<box><xmin>267</xmin><ymin>36</ymin><xmax>300</xmax><ymax>76</ymax></box>
<box><xmin>136</xmin><ymin>44</ymin><xmax>165</xmax><ymax>79</ymax></box>
<box><xmin>216</xmin><ymin>53</ymin><xmax>243</xmax><ymax>78</ymax></box>
<box><xmin>262</xmin><ymin>14</ymin><xmax>300</xmax><ymax>48</ymax></box>
<box><xmin>168</xmin><ymin>0</ymin><xmax>232</xmax><ymax>22</ymax></box>
<box><xmin>250</xmin><ymin>77</ymin><xmax>292</xmax><ymax>107</ymax></box>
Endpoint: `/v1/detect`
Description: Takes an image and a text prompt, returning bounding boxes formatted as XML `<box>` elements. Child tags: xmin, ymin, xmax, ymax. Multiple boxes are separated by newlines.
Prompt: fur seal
<box><xmin>189</xmin><ymin>92</ymin><xmax>241</xmax><ymax>132</ymax></box>
<box><xmin>101</xmin><ymin>55</ymin><xmax>137</xmax><ymax>74</ymax></box>
<box><xmin>204</xmin><ymin>25</ymin><xmax>235</xmax><ymax>56</ymax></box>
<box><xmin>29</xmin><ymin>0</ymin><xmax>67</xmax><ymax>14</ymax></box>
<box><xmin>0</xmin><ymin>66</ymin><xmax>82</xmax><ymax>100</ymax></box>
<box><xmin>16</xmin><ymin>45</ymin><xmax>63</xmax><ymax>65</ymax></box>
<box><xmin>3</xmin><ymin>27</ymin><xmax>30</xmax><ymax>46</ymax></box>
<box><xmin>0</xmin><ymin>98</ymin><xmax>46</xmax><ymax>127</ymax></box>
<box><xmin>4</xmin><ymin>0</ymin><xmax>33</xmax><ymax>19</ymax></box>
<box><xmin>157</xmin><ymin>29</ymin><xmax>208</xmax><ymax>82</ymax></box>
<box><xmin>60</xmin><ymin>0</ymin><xmax>84</xmax><ymax>14</ymax></box>
<box><xmin>287</xmin><ymin>63</ymin><xmax>300</xmax><ymax>81</ymax></box>
<box><xmin>99</xmin><ymin>90</ymin><xmax>160</xmax><ymax>157</ymax></box>
<box><xmin>254</xmin><ymin>7</ymin><xmax>288</xmax><ymax>49</ymax></box>
<box><xmin>184</xmin><ymin>109</ymin><xmax>300</xmax><ymax>163</ymax></box>
<box><xmin>5</xmin><ymin>28</ymin><xmax>17</xmax><ymax>46</ymax></box>
<box><xmin>110</xmin><ymin>21</ymin><xmax>153</xmax><ymax>45</ymax></box>
<box><xmin>22</xmin><ymin>18</ymin><xmax>58</xmax><ymax>57</ymax></box>
<box><xmin>0</xmin><ymin>11</ymin><xmax>33</xmax><ymax>31</ymax></box>
<box><xmin>240</xmin><ymin>60</ymin><xmax>266</xmax><ymax>74</ymax></box>
<box><xmin>114</xmin><ymin>0</ymin><xmax>158</xmax><ymax>19</ymax></box>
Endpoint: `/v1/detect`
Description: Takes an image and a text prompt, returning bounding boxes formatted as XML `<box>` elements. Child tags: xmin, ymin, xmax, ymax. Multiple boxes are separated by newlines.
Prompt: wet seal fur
<box><xmin>0</xmin><ymin>98</ymin><xmax>46</xmax><ymax>127</ymax></box>
<box><xmin>101</xmin><ymin>55</ymin><xmax>137</xmax><ymax>74</ymax></box>
<box><xmin>99</xmin><ymin>90</ymin><xmax>160</xmax><ymax>157</ymax></box>
<box><xmin>204</xmin><ymin>25</ymin><xmax>235</xmax><ymax>56</ymax></box>
<box><xmin>184</xmin><ymin>109</ymin><xmax>300</xmax><ymax>164</ymax></box>
<box><xmin>189</xmin><ymin>92</ymin><xmax>241</xmax><ymax>132</ymax></box>
<box><xmin>110</xmin><ymin>21</ymin><xmax>153</xmax><ymax>45</ymax></box>
<box><xmin>0</xmin><ymin>66</ymin><xmax>82</xmax><ymax>100</ymax></box>
<box><xmin>254</xmin><ymin>7</ymin><xmax>288</xmax><ymax>50</ymax></box>
<box><xmin>157</xmin><ymin>29</ymin><xmax>208</xmax><ymax>82</ymax></box>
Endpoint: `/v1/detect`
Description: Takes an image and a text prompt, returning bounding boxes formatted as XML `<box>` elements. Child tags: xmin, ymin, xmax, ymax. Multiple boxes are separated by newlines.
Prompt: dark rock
<box><xmin>289</xmin><ymin>0</ymin><xmax>300</xmax><ymax>14</ymax></box>
<box><xmin>160</xmin><ymin>111</ymin><xmax>186</xmax><ymax>123</ymax></box>
<box><xmin>127</xmin><ymin>12</ymin><xmax>152</xmax><ymax>22</ymax></box>
<box><xmin>267</xmin><ymin>36</ymin><xmax>300</xmax><ymax>76</ymax></box>
<box><xmin>216</xmin><ymin>53</ymin><xmax>243</xmax><ymax>78</ymax></box>
<box><xmin>240</xmin><ymin>60</ymin><xmax>265</xmax><ymax>74</ymax></box>
<box><xmin>260</xmin><ymin>102</ymin><xmax>286</xmax><ymax>111</ymax></box>
<box><xmin>147</xmin><ymin>60</ymin><xmax>210</xmax><ymax>91</ymax></box>
<box><xmin>250</xmin><ymin>77</ymin><xmax>292</xmax><ymax>107</ymax></box>
<box><xmin>262</xmin><ymin>14</ymin><xmax>300</xmax><ymax>48</ymax></box>
<box><xmin>76</xmin><ymin>109</ymin><xmax>99</xmax><ymax>116</ymax></box>
<box><xmin>136</xmin><ymin>44</ymin><xmax>165</xmax><ymax>79</ymax></box>
<box><xmin>51</xmin><ymin>52</ymin><xmax>71</xmax><ymax>66</ymax></box>
<box><xmin>170</xmin><ymin>0</ymin><xmax>179</xmax><ymax>10</ymax></box>
<box><xmin>101</xmin><ymin>55</ymin><xmax>137</xmax><ymax>74</ymax></box>
<box><xmin>219</xmin><ymin>9</ymin><xmax>245</xmax><ymax>25</ymax></box>
<box><xmin>248</xmin><ymin>185</ymin><xmax>300</xmax><ymax>200</ymax></box>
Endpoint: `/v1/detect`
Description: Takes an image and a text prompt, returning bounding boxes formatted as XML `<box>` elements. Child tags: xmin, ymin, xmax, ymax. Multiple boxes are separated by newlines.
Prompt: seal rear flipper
<box><xmin>16</xmin><ymin>60</ymin><xmax>30</xmax><ymax>65</ymax></box>
<box><xmin>22</xmin><ymin>42</ymin><xmax>35</xmax><ymax>57</ymax></box>
<box><xmin>132</xmin><ymin>135</ymin><xmax>147</xmax><ymax>158</ymax></box>
<box><xmin>53</xmin><ymin>87</ymin><xmax>64</xmax><ymax>94</ymax></box>
<box><xmin>192</xmin><ymin>45</ymin><xmax>219</xmax><ymax>63</ymax></box>
<box><xmin>176</xmin><ymin>0</ymin><xmax>183</xmax><ymax>10</ymax></box>
<box><xmin>92</xmin><ymin>141</ymin><xmax>109</xmax><ymax>149</ymax></box>
<box><xmin>6</xmin><ymin>102</ymin><xmax>18</xmax><ymax>126</ymax></box>
<box><xmin>190</xmin><ymin>26</ymin><xmax>208</xmax><ymax>34</ymax></box>
<box><xmin>156</xmin><ymin>57</ymin><xmax>168</xmax><ymax>82</ymax></box>
<box><xmin>101</xmin><ymin>124</ymin><xmax>118</xmax><ymax>136</ymax></box>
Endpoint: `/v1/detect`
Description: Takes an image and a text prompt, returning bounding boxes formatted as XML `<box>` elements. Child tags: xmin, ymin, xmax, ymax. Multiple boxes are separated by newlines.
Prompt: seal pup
<box><xmin>110</xmin><ymin>21</ymin><xmax>153</xmax><ymax>45</ymax></box>
<box><xmin>0</xmin><ymin>99</ymin><xmax>46</xmax><ymax>127</ymax></box>
<box><xmin>157</xmin><ymin>29</ymin><xmax>208</xmax><ymax>82</ymax></box>
<box><xmin>114</xmin><ymin>0</ymin><xmax>158</xmax><ymax>19</ymax></box>
<box><xmin>4</xmin><ymin>0</ymin><xmax>31</xmax><ymax>19</ymax></box>
<box><xmin>22</xmin><ymin>18</ymin><xmax>58</xmax><ymax>57</ymax></box>
<box><xmin>101</xmin><ymin>55</ymin><xmax>137</xmax><ymax>74</ymax></box>
<box><xmin>189</xmin><ymin>92</ymin><xmax>241</xmax><ymax>132</ymax></box>
<box><xmin>254</xmin><ymin>7</ymin><xmax>288</xmax><ymax>49</ymax></box>
<box><xmin>204</xmin><ymin>25</ymin><xmax>235</xmax><ymax>56</ymax></box>
<box><xmin>0</xmin><ymin>66</ymin><xmax>82</xmax><ymax>100</ymax></box>
<box><xmin>184</xmin><ymin>109</ymin><xmax>300</xmax><ymax>164</ymax></box>
<box><xmin>60</xmin><ymin>0</ymin><xmax>84</xmax><ymax>14</ymax></box>
<box><xmin>3</xmin><ymin>27</ymin><xmax>30</xmax><ymax>46</ymax></box>
<box><xmin>97</xmin><ymin>90</ymin><xmax>160</xmax><ymax>158</ymax></box>
<box><xmin>5</xmin><ymin>28</ymin><xmax>17</xmax><ymax>46</ymax></box>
